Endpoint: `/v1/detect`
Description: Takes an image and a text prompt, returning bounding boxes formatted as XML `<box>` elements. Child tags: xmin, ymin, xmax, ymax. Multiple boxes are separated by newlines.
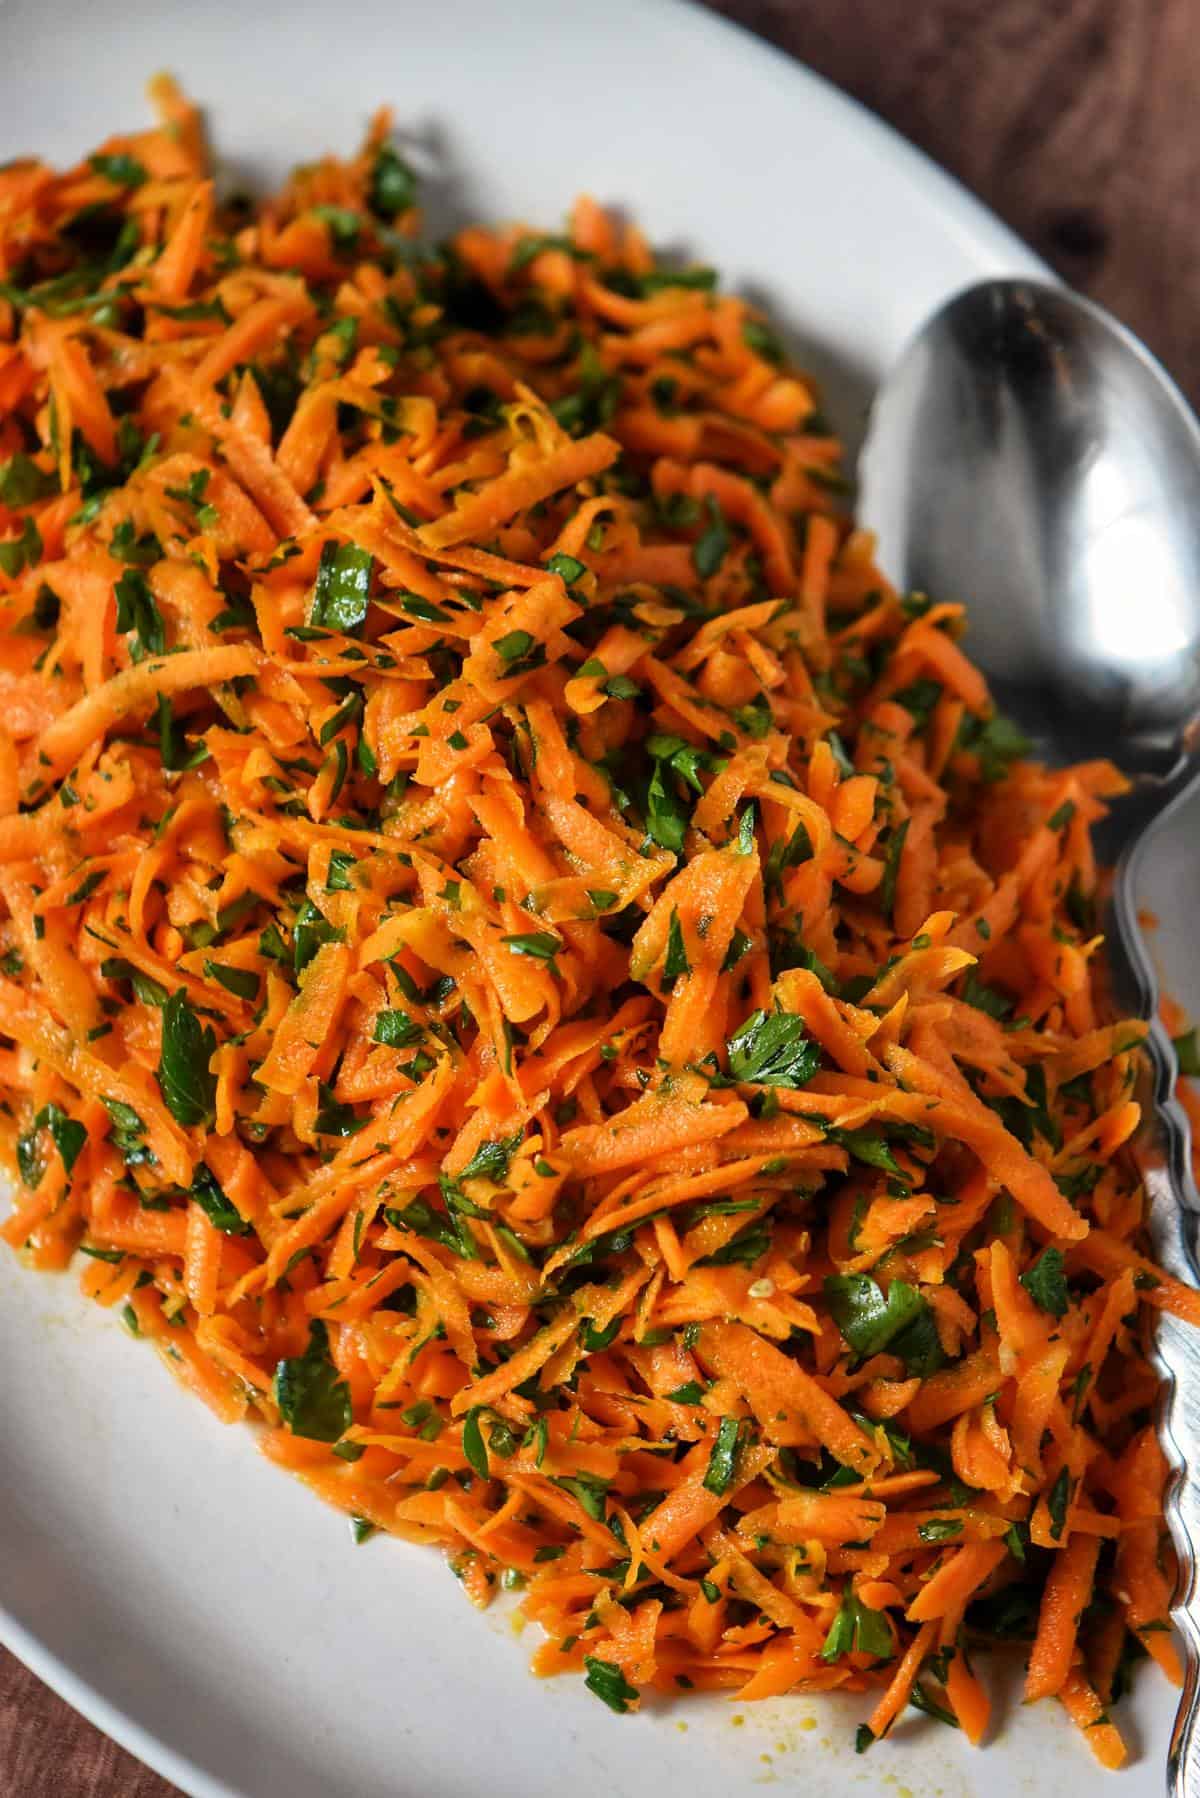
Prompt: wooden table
<box><xmin>4</xmin><ymin>2</ymin><xmax>1197</xmax><ymax>1792</ymax></box>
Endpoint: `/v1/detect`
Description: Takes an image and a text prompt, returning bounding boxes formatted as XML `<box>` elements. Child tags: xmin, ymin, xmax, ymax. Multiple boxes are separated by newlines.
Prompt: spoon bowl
<box><xmin>859</xmin><ymin>279</ymin><xmax>1200</xmax><ymax>776</ymax></box>
<box><xmin>859</xmin><ymin>275</ymin><xmax>1200</xmax><ymax>1797</ymax></box>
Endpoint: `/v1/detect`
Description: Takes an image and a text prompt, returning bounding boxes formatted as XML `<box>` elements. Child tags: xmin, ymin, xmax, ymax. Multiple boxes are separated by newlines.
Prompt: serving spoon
<box><xmin>859</xmin><ymin>278</ymin><xmax>1200</xmax><ymax>1790</ymax></box>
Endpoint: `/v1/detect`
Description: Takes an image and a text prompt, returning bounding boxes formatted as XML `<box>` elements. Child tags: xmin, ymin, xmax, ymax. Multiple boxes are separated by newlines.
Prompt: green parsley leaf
<box><xmin>368</xmin><ymin>144</ymin><xmax>418</xmax><ymax>218</ymax></box>
<box><xmin>549</xmin><ymin>340</ymin><xmax>620</xmax><ymax>436</ymax></box>
<box><xmin>494</xmin><ymin>628</ymin><xmax>536</xmax><ymax>664</ymax></box>
<box><xmin>720</xmin><ymin>928</ymin><xmax>754</xmax><ymax>974</ymax></box>
<box><xmin>155</xmin><ymin>988</ymin><xmax>217</xmax><ymax>1128</ymax></box>
<box><xmin>701</xmin><ymin>1416</ymin><xmax>742</xmax><ymax>1495</ymax></box>
<box><xmin>727</xmin><ymin>1009</ymin><xmax>819</xmax><ymax>1087</ymax></box>
<box><xmin>509</xmin><ymin>231</ymin><xmax>584</xmax><ymax>271</ymax></box>
<box><xmin>665</xmin><ymin>1381</ymin><xmax>705</xmax><ymax>1405</ymax></box>
<box><xmin>164</xmin><ymin>467</ymin><xmax>218</xmax><ymax>530</ymax></box>
<box><xmin>649</xmin><ymin>734</ymin><xmax>715</xmax><ymax>795</ymax></box>
<box><xmin>550</xmin><ymin>1472</ymin><xmax>611</xmax><ymax>1519</ymax></box>
<box><xmin>917</xmin><ymin>1517</ymin><xmax>965</xmax><ymax>1543</ymax></box>
<box><xmin>400</xmin><ymin>592</ymin><xmax>450</xmax><ymax>624</ymax></box>
<box><xmin>501</xmin><ymin>931</ymin><xmax>560</xmax><ymax>963</ymax></box>
<box><xmin>149</xmin><ymin>297</ymin><xmax>231</xmax><ymax>324</ymax></box>
<box><xmin>879</xmin><ymin>818</ymin><xmax>909</xmax><ymax>921</ymax></box>
<box><xmin>0</xmin><ymin>452</ymin><xmax>55</xmax><ymax>506</ymax></box>
<box><xmin>820</xmin><ymin>1588</ymin><xmax>893</xmax><ymax>1663</ymax></box>
<box><xmin>698</xmin><ymin>1221</ymin><xmax>772</xmax><ymax>1268</ymax></box>
<box><xmin>629</xmin><ymin>263</ymin><xmax>716</xmax><ymax>296</ymax></box>
<box><xmin>312</xmin><ymin>204</ymin><xmax>361</xmax><ymax>250</ymax></box>
<box><xmin>663</xmin><ymin>908</ymin><xmax>689</xmax><ymax>983</ymax></box>
<box><xmin>825</xmin><ymin>1273</ymin><xmax>922</xmax><ymax>1357</ymax></box>
<box><xmin>99</xmin><ymin>957</ymin><xmax>169</xmax><ymax>1007</ymax></box>
<box><xmin>258</xmin><ymin>921</ymin><xmax>289</xmax><ymax>964</ymax></box>
<box><xmin>824</xmin><ymin>1273</ymin><xmax>945</xmax><ymax>1377</ymax></box>
<box><xmin>65</xmin><ymin>868</ymin><xmax>104</xmax><ymax>906</ymax></box>
<box><xmin>909</xmin><ymin>1682</ymin><xmax>960</xmax><ymax>1728</ymax></box>
<box><xmin>101</xmin><ymin>1097</ymin><xmax>151</xmax><ymax>1166</ymax></box>
<box><xmin>763</xmin><ymin>820</ymin><xmax>812</xmax><ymax>898</ymax></box>
<box><xmin>190</xmin><ymin>1162</ymin><xmax>251</xmax><ymax>1236</ymax></box>
<box><xmin>692</xmin><ymin>495</ymin><xmax>730</xmax><ymax>578</ymax></box>
<box><xmin>273</xmin><ymin>1320</ymin><xmax>353</xmax><ymax>1442</ymax></box>
<box><xmin>355</xmin><ymin>730</ymin><xmax>378</xmax><ymax>778</ymax></box>
<box><xmin>545</xmin><ymin>552</ymin><xmax>585</xmax><ymax>583</ymax></box>
<box><xmin>956</xmin><ymin>710</ymin><xmax>1030</xmax><ymax>782</ymax></box>
<box><xmin>309</xmin><ymin>540</ymin><xmax>373</xmax><ymax>634</ymax></box>
<box><xmin>293</xmin><ymin>898</ymin><xmax>341</xmax><ymax>974</ymax></box>
<box><xmin>742</xmin><ymin>318</ymin><xmax>785</xmax><ymax>363</ymax></box>
<box><xmin>961</xmin><ymin>969</ymin><xmax>1013</xmax><ymax>1020</ymax></box>
<box><xmin>583</xmin><ymin>1656</ymin><xmax>639</xmax><ymax>1714</ymax></box>
<box><xmin>834</xmin><ymin>1128</ymin><xmax>906</xmax><ymax>1177</ymax></box>
<box><xmin>0</xmin><ymin>514</ymin><xmax>41</xmax><ymax>576</ymax></box>
<box><xmin>373</xmin><ymin>1008</ymin><xmax>424</xmax><ymax>1048</ymax></box>
<box><xmin>313</xmin><ymin>1087</ymin><xmax>367</xmax><ymax>1137</ymax></box>
<box><xmin>18</xmin><ymin>1102</ymin><xmax>87</xmax><ymax>1184</ymax></box>
<box><xmin>90</xmin><ymin>152</ymin><xmax>147</xmax><ymax>188</ymax></box>
<box><xmin>114</xmin><ymin>568</ymin><xmax>165</xmax><ymax>660</ymax></box>
<box><xmin>892</xmin><ymin>678</ymin><xmax>942</xmax><ymax>725</ymax></box>
<box><xmin>580</xmin><ymin>1315</ymin><xmax>622</xmax><ymax>1353</ymax></box>
<box><xmin>457</xmin><ymin>1130</ymin><xmax>524</xmax><ymax>1184</ymax></box>
<box><xmin>324</xmin><ymin>849</ymin><xmax>357</xmax><ymax>892</ymax></box>
<box><xmin>42</xmin><ymin>1102</ymin><xmax>86</xmax><ymax>1175</ymax></box>
<box><xmin>1047</xmin><ymin>1466</ymin><xmax>1072</xmax><ymax>1540</ymax></box>
<box><xmin>384</xmin><ymin>1197</ymin><xmax>477</xmax><ymax>1261</ymax></box>
<box><xmin>203</xmin><ymin>959</ymin><xmax>259</xmax><ymax>1001</ymax></box>
<box><xmin>988</xmin><ymin>1062</ymin><xmax>1060</xmax><ymax>1152</ymax></box>
<box><xmin>318</xmin><ymin>691</ymin><xmax>363</xmax><ymax>746</ymax></box>
<box><xmin>462</xmin><ymin>1406</ymin><xmax>489</xmax><ymax>1480</ymax></box>
<box><xmin>154</xmin><ymin>694</ymin><xmax>209</xmax><ymax>772</ymax></box>
<box><xmin>853</xmin><ymin>1413</ymin><xmax>913</xmax><ymax>1468</ymax></box>
<box><xmin>645</xmin><ymin>758</ymin><xmax>689</xmax><ymax>852</ymax></box>
<box><xmin>524</xmin><ymin>1415</ymin><xmax>549</xmax><ymax>1468</ymax></box>
<box><xmin>732</xmin><ymin>693</ymin><xmax>773</xmax><ymax>739</ymax></box>
<box><xmin>1020</xmin><ymin>1246</ymin><xmax>1069</xmax><ymax>1318</ymax></box>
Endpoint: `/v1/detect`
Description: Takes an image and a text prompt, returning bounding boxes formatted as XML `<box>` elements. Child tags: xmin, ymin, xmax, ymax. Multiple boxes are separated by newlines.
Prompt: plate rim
<box><xmin>0</xmin><ymin>2</ymin><xmax>1052</xmax><ymax>1793</ymax></box>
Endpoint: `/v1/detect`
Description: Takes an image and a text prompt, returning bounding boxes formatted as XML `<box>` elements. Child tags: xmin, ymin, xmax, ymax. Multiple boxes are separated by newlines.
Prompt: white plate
<box><xmin>0</xmin><ymin>1</ymin><xmax>1191</xmax><ymax>1793</ymax></box>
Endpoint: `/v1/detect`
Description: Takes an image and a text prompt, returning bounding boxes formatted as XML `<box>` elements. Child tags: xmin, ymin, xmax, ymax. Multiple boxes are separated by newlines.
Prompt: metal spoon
<box><xmin>859</xmin><ymin>278</ymin><xmax>1200</xmax><ymax>1789</ymax></box>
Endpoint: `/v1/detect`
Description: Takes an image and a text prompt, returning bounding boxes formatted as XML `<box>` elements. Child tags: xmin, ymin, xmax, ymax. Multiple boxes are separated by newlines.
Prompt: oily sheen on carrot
<box><xmin>0</xmin><ymin>80</ymin><xmax>1189</xmax><ymax>1767</ymax></box>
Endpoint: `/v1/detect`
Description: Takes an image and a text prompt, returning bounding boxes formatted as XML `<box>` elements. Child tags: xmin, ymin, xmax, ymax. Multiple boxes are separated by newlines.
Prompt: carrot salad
<box><xmin>0</xmin><ymin>82</ymin><xmax>1192</xmax><ymax>1763</ymax></box>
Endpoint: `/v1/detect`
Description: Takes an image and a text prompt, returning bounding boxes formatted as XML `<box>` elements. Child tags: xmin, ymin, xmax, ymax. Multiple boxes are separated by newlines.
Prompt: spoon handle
<box><xmin>1105</xmin><ymin>794</ymin><xmax>1200</xmax><ymax>1792</ymax></box>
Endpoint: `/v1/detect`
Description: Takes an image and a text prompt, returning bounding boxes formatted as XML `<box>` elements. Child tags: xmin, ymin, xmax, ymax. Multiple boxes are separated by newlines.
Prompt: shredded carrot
<box><xmin>1026</xmin><ymin>1530</ymin><xmax>1101</xmax><ymax>1703</ymax></box>
<box><xmin>1058</xmin><ymin>1667</ymin><xmax>1128</xmax><ymax>1769</ymax></box>
<box><xmin>0</xmin><ymin>84</ymin><xmax>1190</xmax><ymax>1766</ymax></box>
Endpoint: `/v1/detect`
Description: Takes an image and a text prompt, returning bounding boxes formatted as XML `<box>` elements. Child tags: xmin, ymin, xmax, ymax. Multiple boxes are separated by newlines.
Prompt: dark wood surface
<box><xmin>708</xmin><ymin>0</ymin><xmax>1200</xmax><ymax>404</ymax></box>
<box><xmin>5</xmin><ymin>3</ymin><xmax>1197</xmax><ymax>1793</ymax></box>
